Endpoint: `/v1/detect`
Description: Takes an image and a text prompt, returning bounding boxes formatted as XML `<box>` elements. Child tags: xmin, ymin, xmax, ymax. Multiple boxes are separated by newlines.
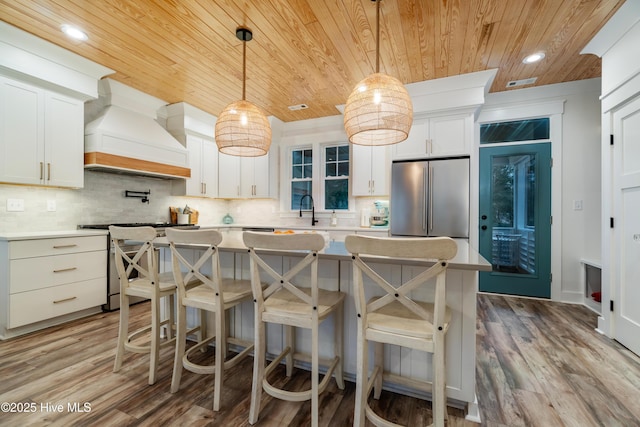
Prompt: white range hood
<box><xmin>84</xmin><ymin>79</ymin><xmax>190</xmax><ymax>179</ymax></box>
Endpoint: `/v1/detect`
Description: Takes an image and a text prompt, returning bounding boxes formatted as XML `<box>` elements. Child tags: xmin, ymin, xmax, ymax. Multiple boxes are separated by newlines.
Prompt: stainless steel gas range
<box><xmin>78</xmin><ymin>223</ymin><xmax>199</xmax><ymax>311</ymax></box>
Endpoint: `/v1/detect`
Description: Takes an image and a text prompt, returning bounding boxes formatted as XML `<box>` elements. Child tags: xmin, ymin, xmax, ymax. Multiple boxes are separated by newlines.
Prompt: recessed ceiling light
<box><xmin>523</xmin><ymin>52</ymin><xmax>545</xmax><ymax>64</ymax></box>
<box><xmin>61</xmin><ymin>24</ymin><xmax>88</xmax><ymax>41</ymax></box>
<box><xmin>288</xmin><ymin>104</ymin><xmax>309</xmax><ymax>111</ymax></box>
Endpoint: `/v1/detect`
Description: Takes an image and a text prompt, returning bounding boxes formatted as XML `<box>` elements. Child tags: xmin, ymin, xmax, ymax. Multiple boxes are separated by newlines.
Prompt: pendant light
<box><xmin>343</xmin><ymin>0</ymin><xmax>413</xmax><ymax>146</ymax></box>
<box><xmin>215</xmin><ymin>27</ymin><xmax>271</xmax><ymax>156</ymax></box>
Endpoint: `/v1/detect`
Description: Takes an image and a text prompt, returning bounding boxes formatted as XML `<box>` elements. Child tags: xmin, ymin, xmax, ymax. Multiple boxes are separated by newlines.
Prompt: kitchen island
<box><xmin>157</xmin><ymin>230</ymin><xmax>490</xmax><ymax>421</ymax></box>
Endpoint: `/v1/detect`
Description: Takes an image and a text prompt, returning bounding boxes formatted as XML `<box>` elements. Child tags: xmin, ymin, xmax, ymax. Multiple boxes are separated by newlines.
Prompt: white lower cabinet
<box><xmin>0</xmin><ymin>234</ymin><xmax>107</xmax><ymax>338</ymax></box>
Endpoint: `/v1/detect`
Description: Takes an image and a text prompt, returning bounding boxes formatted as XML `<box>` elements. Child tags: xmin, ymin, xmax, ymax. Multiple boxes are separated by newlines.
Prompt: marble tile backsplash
<box><xmin>0</xmin><ymin>171</ymin><xmax>373</xmax><ymax>233</ymax></box>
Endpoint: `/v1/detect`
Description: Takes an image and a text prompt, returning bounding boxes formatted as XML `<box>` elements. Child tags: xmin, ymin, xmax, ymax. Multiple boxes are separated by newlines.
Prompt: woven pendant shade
<box><xmin>343</xmin><ymin>0</ymin><xmax>412</xmax><ymax>146</ymax></box>
<box><xmin>215</xmin><ymin>27</ymin><xmax>271</xmax><ymax>157</ymax></box>
<box><xmin>344</xmin><ymin>73</ymin><xmax>413</xmax><ymax>145</ymax></box>
<box><xmin>215</xmin><ymin>100</ymin><xmax>271</xmax><ymax>156</ymax></box>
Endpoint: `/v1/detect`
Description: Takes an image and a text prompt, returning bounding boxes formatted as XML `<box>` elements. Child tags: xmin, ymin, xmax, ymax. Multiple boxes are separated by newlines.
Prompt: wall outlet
<box><xmin>7</xmin><ymin>198</ymin><xmax>24</xmax><ymax>212</ymax></box>
<box><xmin>573</xmin><ymin>200</ymin><xmax>583</xmax><ymax>210</ymax></box>
<box><xmin>47</xmin><ymin>200</ymin><xmax>56</xmax><ymax>212</ymax></box>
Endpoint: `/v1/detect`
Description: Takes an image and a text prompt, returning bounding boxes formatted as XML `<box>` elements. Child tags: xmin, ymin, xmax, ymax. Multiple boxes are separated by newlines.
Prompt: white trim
<box><xmin>581</xmin><ymin>1</ymin><xmax>640</xmax><ymax>58</ymax></box>
<box><xmin>0</xmin><ymin>21</ymin><xmax>113</xmax><ymax>100</ymax></box>
<box><xmin>478</xmin><ymin>99</ymin><xmax>565</xmax><ymax>124</ymax></box>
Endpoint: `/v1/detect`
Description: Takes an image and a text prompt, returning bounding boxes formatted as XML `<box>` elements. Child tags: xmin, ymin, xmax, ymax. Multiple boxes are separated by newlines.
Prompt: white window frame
<box><xmin>320</xmin><ymin>143</ymin><xmax>350</xmax><ymax>211</ymax></box>
<box><xmin>280</xmin><ymin>141</ymin><xmax>354</xmax><ymax>215</ymax></box>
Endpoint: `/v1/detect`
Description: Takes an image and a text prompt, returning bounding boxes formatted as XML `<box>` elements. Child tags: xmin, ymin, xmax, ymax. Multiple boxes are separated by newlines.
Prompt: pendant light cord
<box><xmin>375</xmin><ymin>0</ymin><xmax>380</xmax><ymax>73</ymax></box>
<box><xmin>242</xmin><ymin>38</ymin><xmax>247</xmax><ymax>101</ymax></box>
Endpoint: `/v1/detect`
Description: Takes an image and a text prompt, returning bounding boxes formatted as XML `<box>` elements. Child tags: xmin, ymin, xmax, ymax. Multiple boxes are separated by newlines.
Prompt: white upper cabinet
<box><xmin>352</xmin><ymin>144</ymin><xmax>389</xmax><ymax>196</ymax></box>
<box><xmin>218</xmin><ymin>152</ymin><xmax>271</xmax><ymax>198</ymax></box>
<box><xmin>392</xmin><ymin>114</ymin><xmax>473</xmax><ymax>160</ymax></box>
<box><xmin>173</xmin><ymin>134</ymin><xmax>218</xmax><ymax>197</ymax></box>
<box><xmin>0</xmin><ymin>76</ymin><xmax>84</xmax><ymax>187</ymax></box>
<box><xmin>242</xmin><ymin>154</ymin><xmax>270</xmax><ymax>198</ymax></box>
<box><xmin>217</xmin><ymin>152</ymin><xmax>241</xmax><ymax>198</ymax></box>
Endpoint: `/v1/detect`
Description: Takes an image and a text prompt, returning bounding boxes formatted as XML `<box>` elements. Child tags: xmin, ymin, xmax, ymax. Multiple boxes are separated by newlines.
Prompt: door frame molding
<box><xmin>475</xmin><ymin>99</ymin><xmax>564</xmax><ymax>301</ymax></box>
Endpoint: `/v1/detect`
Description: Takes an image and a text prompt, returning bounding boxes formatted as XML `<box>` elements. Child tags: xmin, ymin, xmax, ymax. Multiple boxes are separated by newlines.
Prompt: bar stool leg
<box><xmin>170</xmin><ymin>301</ymin><xmax>187</xmax><ymax>393</ymax></box>
<box><xmin>113</xmin><ymin>293</ymin><xmax>128</xmax><ymax>373</ymax></box>
<box><xmin>149</xmin><ymin>294</ymin><xmax>161</xmax><ymax>385</ymax></box>
<box><xmin>334</xmin><ymin>304</ymin><xmax>345</xmax><ymax>389</ymax></box>
<box><xmin>249</xmin><ymin>318</ymin><xmax>266</xmax><ymax>425</ymax></box>
<box><xmin>311</xmin><ymin>318</ymin><xmax>319</xmax><ymax>427</ymax></box>
<box><xmin>373</xmin><ymin>342</ymin><xmax>383</xmax><ymax>399</ymax></box>
<box><xmin>354</xmin><ymin>318</ymin><xmax>367</xmax><ymax>427</ymax></box>
<box><xmin>213</xmin><ymin>309</ymin><xmax>225</xmax><ymax>411</ymax></box>
<box><xmin>285</xmin><ymin>325</ymin><xmax>294</xmax><ymax>377</ymax></box>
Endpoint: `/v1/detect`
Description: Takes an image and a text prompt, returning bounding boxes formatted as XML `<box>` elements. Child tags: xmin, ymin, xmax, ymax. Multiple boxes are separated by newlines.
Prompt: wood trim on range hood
<box><xmin>84</xmin><ymin>152</ymin><xmax>191</xmax><ymax>179</ymax></box>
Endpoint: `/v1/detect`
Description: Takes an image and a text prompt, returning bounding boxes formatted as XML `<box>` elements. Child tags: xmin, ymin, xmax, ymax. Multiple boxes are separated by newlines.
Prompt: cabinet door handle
<box><xmin>53</xmin><ymin>296</ymin><xmax>77</xmax><ymax>304</ymax></box>
<box><xmin>203</xmin><ymin>183</ymin><xmax>207</xmax><ymax>194</ymax></box>
<box><xmin>53</xmin><ymin>244</ymin><xmax>78</xmax><ymax>249</ymax></box>
<box><xmin>47</xmin><ymin>162</ymin><xmax>51</xmax><ymax>181</ymax></box>
<box><xmin>371</xmin><ymin>180</ymin><xmax>375</xmax><ymax>194</ymax></box>
<box><xmin>53</xmin><ymin>267</ymin><xmax>77</xmax><ymax>273</ymax></box>
<box><xmin>40</xmin><ymin>162</ymin><xmax>44</xmax><ymax>180</ymax></box>
<box><xmin>429</xmin><ymin>165</ymin><xmax>434</xmax><ymax>231</ymax></box>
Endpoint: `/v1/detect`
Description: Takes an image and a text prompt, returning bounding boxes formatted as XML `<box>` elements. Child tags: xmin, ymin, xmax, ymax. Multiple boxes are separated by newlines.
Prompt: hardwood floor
<box><xmin>1</xmin><ymin>294</ymin><xmax>639</xmax><ymax>426</ymax></box>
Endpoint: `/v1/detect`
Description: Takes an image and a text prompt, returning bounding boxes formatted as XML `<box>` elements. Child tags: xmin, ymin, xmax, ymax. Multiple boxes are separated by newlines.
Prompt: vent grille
<box><xmin>506</xmin><ymin>77</ymin><xmax>537</xmax><ymax>88</ymax></box>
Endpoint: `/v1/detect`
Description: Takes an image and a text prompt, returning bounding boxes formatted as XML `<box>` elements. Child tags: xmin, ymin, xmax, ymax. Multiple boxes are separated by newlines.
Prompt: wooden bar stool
<box><xmin>109</xmin><ymin>226</ymin><xmax>176</xmax><ymax>385</ymax></box>
<box><xmin>345</xmin><ymin>235</ymin><xmax>458</xmax><ymax>427</ymax></box>
<box><xmin>165</xmin><ymin>228</ymin><xmax>255</xmax><ymax>411</ymax></box>
<box><xmin>243</xmin><ymin>231</ymin><xmax>345</xmax><ymax>427</ymax></box>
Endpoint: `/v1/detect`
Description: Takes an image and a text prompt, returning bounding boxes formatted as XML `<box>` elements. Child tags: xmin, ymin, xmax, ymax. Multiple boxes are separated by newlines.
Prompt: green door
<box><xmin>479</xmin><ymin>143</ymin><xmax>551</xmax><ymax>298</ymax></box>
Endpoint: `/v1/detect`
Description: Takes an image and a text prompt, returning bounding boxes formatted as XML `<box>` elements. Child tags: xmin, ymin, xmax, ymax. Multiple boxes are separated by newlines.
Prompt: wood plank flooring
<box><xmin>0</xmin><ymin>294</ymin><xmax>639</xmax><ymax>426</ymax></box>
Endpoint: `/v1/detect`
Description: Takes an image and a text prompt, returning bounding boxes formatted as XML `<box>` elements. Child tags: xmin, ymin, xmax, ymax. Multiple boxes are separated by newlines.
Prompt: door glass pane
<box><xmin>491</xmin><ymin>154</ymin><xmax>536</xmax><ymax>275</ymax></box>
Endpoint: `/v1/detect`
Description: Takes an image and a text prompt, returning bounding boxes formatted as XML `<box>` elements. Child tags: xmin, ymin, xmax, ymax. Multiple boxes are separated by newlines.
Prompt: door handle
<box><xmin>428</xmin><ymin>165</ymin><xmax>433</xmax><ymax>232</ymax></box>
<box><xmin>422</xmin><ymin>167</ymin><xmax>427</xmax><ymax>231</ymax></box>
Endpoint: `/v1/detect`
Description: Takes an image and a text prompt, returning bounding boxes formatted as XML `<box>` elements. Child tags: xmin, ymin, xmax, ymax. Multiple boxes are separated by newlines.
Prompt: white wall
<box><xmin>481</xmin><ymin>78</ymin><xmax>602</xmax><ymax>303</ymax></box>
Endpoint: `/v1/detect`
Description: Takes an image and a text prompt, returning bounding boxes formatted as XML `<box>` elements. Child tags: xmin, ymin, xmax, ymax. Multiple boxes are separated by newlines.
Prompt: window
<box><xmin>323</xmin><ymin>145</ymin><xmax>349</xmax><ymax>210</ymax></box>
<box><xmin>288</xmin><ymin>144</ymin><xmax>350</xmax><ymax>212</ymax></box>
<box><xmin>480</xmin><ymin>118</ymin><xmax>550</xmax><ymax>144</ymax></box>
<box><xmin>291</xmin><ymin>148</ymin><xmax>312</xmax><ymax>210</ymax></box>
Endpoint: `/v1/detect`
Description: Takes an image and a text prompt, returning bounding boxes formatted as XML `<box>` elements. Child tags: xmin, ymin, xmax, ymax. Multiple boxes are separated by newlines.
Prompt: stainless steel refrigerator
<box><xmin>390</xmin><ymin>157</ymin><xmax>469</xmax><ymax>238</ymax></box>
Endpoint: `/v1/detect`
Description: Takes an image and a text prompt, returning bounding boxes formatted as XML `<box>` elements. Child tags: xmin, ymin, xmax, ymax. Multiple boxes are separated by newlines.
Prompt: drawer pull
<box><xmin>53</xmin><ymin>296</ymin><xmax>77</xmax><ymax>304</ymax></box>
<box><xmin>53</xmin><ymin>244</ymin><xmax>78</xmax><ymax>249</ymax></box>
<box><xmin>53</xmin><ymin>267</ymin><xmax>77</xmax><ymax>273</ymax></box>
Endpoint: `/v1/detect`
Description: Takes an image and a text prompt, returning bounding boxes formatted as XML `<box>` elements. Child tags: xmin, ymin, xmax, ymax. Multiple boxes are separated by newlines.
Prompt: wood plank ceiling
<box><xmin>0</xmin><ymin>0</ymin><xmax>625</xmax><ymax>123</ymax></box>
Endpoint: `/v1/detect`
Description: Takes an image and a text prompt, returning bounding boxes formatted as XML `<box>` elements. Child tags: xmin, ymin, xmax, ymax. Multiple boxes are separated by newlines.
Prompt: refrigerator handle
<box><xmin>429</xmin><ymin>164</ymin><xmax>434</xmax><ymax>232</ymax></box>
<box><xmin>422</xmin><ymin>166</ymin><xmax>428</xmax><ymax>231</ymax></box>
